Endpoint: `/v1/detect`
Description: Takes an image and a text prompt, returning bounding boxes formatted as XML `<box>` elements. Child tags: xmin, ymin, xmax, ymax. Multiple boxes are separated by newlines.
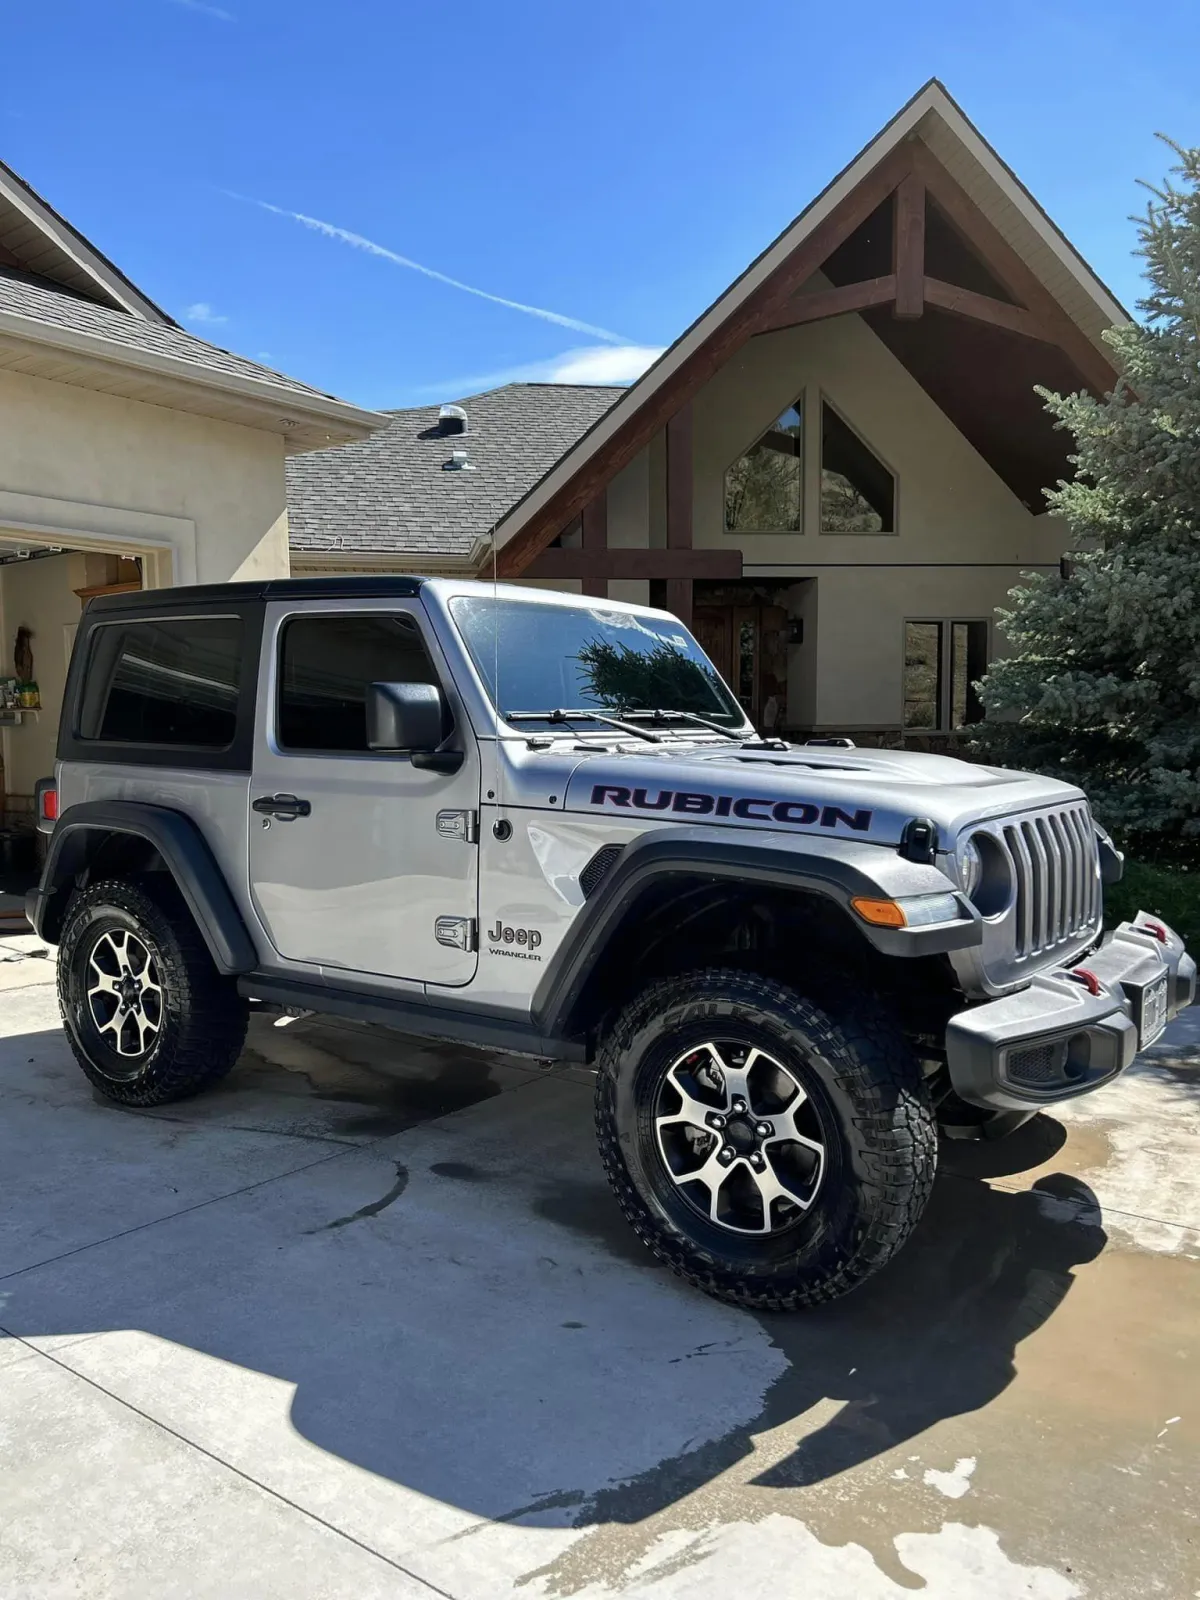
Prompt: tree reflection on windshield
<box><xmin>575</xmin><ymin>638</ymin><xmax>728</xmax><ymax>718</ymax></box>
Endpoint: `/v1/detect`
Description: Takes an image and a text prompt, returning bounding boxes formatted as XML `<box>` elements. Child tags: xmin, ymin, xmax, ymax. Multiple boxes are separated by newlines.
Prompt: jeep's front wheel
<box><xmin>58</xmin><ymin>878</ymin><xmax>248</xmax><ymax>1107</ymax></box>
<box><xmin>595</xmin><ymin>968</ymin><xmax>937</xmax><ymax>1310</ymax></box>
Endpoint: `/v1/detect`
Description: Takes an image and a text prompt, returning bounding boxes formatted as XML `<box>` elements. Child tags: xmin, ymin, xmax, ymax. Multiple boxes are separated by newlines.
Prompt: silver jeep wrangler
<box><xmin>27</xmin><ymin>577</ymin><xmax>1196</xmax><ymax>1309</ymax></box>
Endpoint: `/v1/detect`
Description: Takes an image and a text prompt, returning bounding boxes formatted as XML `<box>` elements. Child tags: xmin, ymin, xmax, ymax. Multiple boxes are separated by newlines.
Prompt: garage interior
<box><xmin>0</xmin><ymin>540</ymin><xmax>142</xmax><ymax>921</ymax></box>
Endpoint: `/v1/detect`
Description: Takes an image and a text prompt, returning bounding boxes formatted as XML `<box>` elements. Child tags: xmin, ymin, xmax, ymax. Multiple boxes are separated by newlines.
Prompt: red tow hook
<box><xmin>1140</xmin><ymin>921</ymin><xmax>1169</xmax><ymax>943</ymax></box>
<box><xmin>1069</xmin><ymin>967</ymin><xmax>1103</xmax><ymax>996</ymax></box>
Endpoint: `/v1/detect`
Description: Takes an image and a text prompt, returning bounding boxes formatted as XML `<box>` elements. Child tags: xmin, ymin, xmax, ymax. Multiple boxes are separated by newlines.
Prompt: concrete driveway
<box><xmin>1</xmin><ymin>935</ymin><xmax>1197</xmax><ymax>1599</ymax></box>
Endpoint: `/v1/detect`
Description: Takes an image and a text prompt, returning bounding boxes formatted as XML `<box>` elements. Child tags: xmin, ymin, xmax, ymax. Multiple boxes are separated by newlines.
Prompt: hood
<box><xmin>554</xmin><ymin>741</ymin><xmax>1084</xmax><ymax>847</ymax></box>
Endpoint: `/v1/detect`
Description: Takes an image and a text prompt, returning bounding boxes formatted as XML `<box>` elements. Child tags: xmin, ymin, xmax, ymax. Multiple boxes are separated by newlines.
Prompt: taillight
<box><xmin>42</xmin><ymin>787</ymin><xmax>58</xmax><ymax>823</ymax></box>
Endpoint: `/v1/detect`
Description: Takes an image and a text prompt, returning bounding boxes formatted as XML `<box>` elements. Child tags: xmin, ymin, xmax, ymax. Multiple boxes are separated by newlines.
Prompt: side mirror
<box><xmin>366</xmin><ymin>681</ymin><xmax>463</xmax><ymax>773</ymax></box>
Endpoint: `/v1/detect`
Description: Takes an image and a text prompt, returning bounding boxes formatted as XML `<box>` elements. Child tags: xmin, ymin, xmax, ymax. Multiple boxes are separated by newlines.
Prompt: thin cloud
<box><xmin>168</xmin><ymin>0</ymin><xmax>234</xmax><ymax>19</ymax></box>
<box><xmin>243</xmin><ymin>195</ymin><xmax>629</xmax><ymax>345</ymax></box>
<box><xmin>184</xmin><ymin>302</ymin><xmax>228</xmax><ymax>326</ymax></box>
<box><xmin>407</xmin><ymin>343</ymin><xmax>665</xmax><ymax>402</ymax></box>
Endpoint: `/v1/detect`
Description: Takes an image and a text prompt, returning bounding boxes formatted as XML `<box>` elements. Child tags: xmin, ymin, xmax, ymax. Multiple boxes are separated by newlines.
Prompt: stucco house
<box><xmin>0</xmin><ymin>157</ymin><xmax>383</xmax><ymax>839</ymax></box>
<box><xmin>287</xmin><ymin>80</ymin><xmax>1127</xmax><ymax>742</ymax></box>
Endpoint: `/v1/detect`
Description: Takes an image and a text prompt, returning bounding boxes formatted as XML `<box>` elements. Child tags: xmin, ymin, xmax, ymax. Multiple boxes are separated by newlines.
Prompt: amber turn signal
<box><xmin>851</xmin><ymin>896</ymin><xmax>907</xmax><ymax>928</ymax></box>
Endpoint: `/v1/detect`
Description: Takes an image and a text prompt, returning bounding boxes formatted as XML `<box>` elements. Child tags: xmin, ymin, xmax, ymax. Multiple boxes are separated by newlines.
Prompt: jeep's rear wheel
<box><xmin>595</xmin><ymin>967</ymin><xmax>937</xmax><ymax>1310</ymax></box>
<box><xmin>58</xmin><ymin>879</ymin><xmax>248</xmax><ymax>1107</ymax></box>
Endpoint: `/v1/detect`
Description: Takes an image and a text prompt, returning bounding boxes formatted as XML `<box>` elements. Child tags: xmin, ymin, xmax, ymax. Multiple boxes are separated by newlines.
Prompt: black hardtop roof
<box><xmin>85</xmin><ymin>574</ymin><xmax>430</xmax><ymax>616</ymax></box>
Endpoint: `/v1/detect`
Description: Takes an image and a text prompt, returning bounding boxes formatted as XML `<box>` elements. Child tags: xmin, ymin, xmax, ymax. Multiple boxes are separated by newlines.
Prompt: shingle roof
<box><xmin>285</xmin><ymin>383</ymin><xmax>622</xmax><ymax>560</ymax></box>
<box><xmin>0</xmin><ymin>266</ymin><xmax>348</xmax><ymax>403</ymax></box>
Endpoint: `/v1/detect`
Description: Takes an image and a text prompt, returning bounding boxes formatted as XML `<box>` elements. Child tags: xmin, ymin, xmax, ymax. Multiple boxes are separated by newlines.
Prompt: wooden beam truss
<box><xmin>501</xmin><ymin>137</ymin><xmax>1120</xmax><ymax>581</ymax></box>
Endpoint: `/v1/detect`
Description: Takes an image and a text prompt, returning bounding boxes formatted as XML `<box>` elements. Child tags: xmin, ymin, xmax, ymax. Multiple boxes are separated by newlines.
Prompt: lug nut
<box><xmin>750</xmin><ymin>1152</ymin><xmax>765</xmax><ymax>1170</ymax></box>
<box><xmin>708</xmin><ymin>1112</ymin><xmax>726</xmax><ymax>1130</ymax></box>
<box><xmin>719</xmin><ymin>1146</ymin><xmax>735</xmax><ymax>1163</ymax></box>
<box><xmin>731</xmin><ymin>1097</ymin><xmax>747</xmax><ymax>1113</ymax></box>
<box><xmin>756</xmin><ymin>1122</ymin><xmax>773</xmax><ymax>1138</ymax></box>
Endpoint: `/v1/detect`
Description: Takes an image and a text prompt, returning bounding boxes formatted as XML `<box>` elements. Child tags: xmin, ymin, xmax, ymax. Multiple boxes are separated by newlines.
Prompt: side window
<box><xmin>903</xmin><ymin>622</ymin><xmax>943</xmax><ymax>730</ymax></box>
<box><xmin>820</xmin><ymin>400</ymin><xmax>895</xmax><ymax>533</ymax></box>
<box><xmin>80</xmin><ymin>616</ymin><xmax>243</xmax><ymax>748</ymax></box>
<box><xmin>278</xmin><ymin>612</ymin><xmax>444</xmax><ymax>753</ymax></box>
<box><xmin>723</xmin><ymin>397</ymin><xmax>804</xmax><ymax>532</ymax></box>
<box><xmin>904</xmin><ymin>619</ymin><xmax>988</xmax><ymax>731</ymax></box>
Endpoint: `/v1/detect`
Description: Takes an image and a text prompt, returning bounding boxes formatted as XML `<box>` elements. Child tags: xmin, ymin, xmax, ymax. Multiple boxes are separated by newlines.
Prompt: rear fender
<box><xmin>26</xmin><ymin>801</ymin><xmax>257</xmax><ymax>974</ymax></box>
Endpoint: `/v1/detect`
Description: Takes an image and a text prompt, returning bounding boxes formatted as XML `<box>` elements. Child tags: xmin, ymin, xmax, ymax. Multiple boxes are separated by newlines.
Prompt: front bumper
<box><xmin>945</xmin><ymin>914</ymin><xmax>1196</xmax><ymax>1112</ymax></box>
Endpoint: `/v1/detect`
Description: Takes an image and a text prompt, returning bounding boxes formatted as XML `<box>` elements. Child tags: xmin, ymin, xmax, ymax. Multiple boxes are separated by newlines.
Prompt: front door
<box><xmin>248</xmin><ymin>601</ymin><xmax>480</xmax><ymax>986</ymax></box>
<box><xmin>693</xmin><ymin>604</ymin><xmax>787</xmax><ymax>730</ymax></box>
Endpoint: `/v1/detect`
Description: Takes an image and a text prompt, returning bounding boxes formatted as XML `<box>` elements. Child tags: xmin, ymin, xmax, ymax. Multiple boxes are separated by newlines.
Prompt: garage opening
<box><xmin>0</xmin><ymin>543</ymin><xmax>143</xmax><ymax>926</ymax></box>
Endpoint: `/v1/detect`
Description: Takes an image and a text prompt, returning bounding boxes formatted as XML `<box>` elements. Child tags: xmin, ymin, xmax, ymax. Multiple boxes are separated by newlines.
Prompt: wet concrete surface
<box><xmin>0</xmin><ymin>948</ymin><xmax>1198</xmax><ymax>1598</ymax></box>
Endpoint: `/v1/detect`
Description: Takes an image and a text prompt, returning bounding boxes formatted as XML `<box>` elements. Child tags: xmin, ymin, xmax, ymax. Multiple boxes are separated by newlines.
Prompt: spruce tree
<box><xmin>975</xmin><ymin>138</ymin><xmax>1200</xmax><ymax>844</ymax></box>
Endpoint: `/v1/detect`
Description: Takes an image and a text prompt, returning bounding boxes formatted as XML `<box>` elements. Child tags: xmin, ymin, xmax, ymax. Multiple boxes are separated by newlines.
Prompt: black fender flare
<box><xmin>532</xmin><ymin>827</ymin><xmax>981</xmax><ymax>1040</ymax></box>
<box><xmin>26</xmin><ymin>801</ymin><xmax>257</xmax><ymax>974</ymax></box>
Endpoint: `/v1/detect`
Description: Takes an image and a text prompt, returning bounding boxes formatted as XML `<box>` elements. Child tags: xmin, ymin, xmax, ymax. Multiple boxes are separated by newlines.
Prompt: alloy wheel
<box><xmin>85</xmin><ymin>927</ymin><xmax>164</xmax><ymax>1067</ymax></box>
<box><xmin>653</xmin><ymin>1040</ymin><xmax>826</xmax><ymax>1235</ymax></box>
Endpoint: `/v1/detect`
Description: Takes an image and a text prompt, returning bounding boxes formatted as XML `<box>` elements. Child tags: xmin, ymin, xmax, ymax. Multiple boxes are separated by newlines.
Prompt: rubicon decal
<box><xmin>589</xmin><ymin>784</ymin><xmax>872</xmax><ymax>832</ymax></box>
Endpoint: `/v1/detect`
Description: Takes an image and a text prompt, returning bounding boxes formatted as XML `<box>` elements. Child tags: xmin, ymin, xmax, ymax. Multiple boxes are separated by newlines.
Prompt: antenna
<box><xmin>490</xmin><ymin>521</ymin><xmax>503</xmax><ymax>819</ymax></box>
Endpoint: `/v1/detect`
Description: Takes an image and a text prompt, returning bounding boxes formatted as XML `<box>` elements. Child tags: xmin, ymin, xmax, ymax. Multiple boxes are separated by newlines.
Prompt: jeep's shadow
<box><xmin>523</xmin><ymin>1122</ymin><xmax>1103</xmax><ymax>1518</ymax></box>
<box><xmin>0</xmin><ymin>1015</ymin><xmax>1107</xmax><ymax>1530</ymax></box>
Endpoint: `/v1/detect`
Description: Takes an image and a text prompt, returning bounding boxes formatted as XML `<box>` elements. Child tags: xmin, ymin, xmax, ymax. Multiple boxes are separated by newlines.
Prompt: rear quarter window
<box><xmin>78</xmin><ymin>616</ymin><xmax>244</xmax><ymax>749</ymax></box>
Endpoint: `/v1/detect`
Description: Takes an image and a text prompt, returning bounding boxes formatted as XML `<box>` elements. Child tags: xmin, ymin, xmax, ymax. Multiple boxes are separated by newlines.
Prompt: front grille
<box><xmin>1001</xmin><ymin>802</ymin><xmax>1100</xmax><ymax>961</ymax></box>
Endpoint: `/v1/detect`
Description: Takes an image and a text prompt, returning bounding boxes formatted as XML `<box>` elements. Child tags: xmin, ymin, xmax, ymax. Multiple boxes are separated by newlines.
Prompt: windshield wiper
<box><xmin>503</xmin><ymin>709</ymin><xmax>664</xmax><ymax>744</ymax></box>
<box><xmin>619</xmin><ymin>708</ymin><xmax>745</xmax><ymax>741</ymax></box>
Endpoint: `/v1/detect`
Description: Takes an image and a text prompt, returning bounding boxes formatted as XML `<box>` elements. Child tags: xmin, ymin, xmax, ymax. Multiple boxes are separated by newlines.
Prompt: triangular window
<box><xmin>724</xmin><ymin>398</ymin><xmax>803</xmax><ymax>532</ymax></box>
<box><xmin>821</xmin><ymin>401</ymin><xmax>895</xmax><ymax>533</ymax></box>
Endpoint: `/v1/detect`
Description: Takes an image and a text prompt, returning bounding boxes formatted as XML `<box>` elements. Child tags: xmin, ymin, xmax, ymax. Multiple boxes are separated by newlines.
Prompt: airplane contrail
<box><xmin>247</xmin><ymin>197</ymin><xmax>628</xmax><ymax>345</ymax></box>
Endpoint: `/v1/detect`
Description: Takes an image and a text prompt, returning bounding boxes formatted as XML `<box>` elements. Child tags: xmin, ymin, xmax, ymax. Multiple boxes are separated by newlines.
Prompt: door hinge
<box><xmin>436</xmin><ymin>809</ymin><xmax>479</xmax><ymax>844</ymax></box>
<box><xmin>434</xmin><ymin>916</ymin><xmax>478</xmax><ymax>952</ymax></box>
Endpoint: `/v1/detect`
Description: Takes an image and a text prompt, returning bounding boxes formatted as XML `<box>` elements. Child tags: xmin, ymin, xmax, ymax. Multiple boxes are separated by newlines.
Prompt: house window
<box><xmin>821</xmin><ymin>401</ymin><xmax>895</xmax><ymax>533</ymax></box>
<box><xmin>723</xmin><ymin>398</ymin><xmax>803</xmax><ymax>532</ymax></box>
<box><xmin>904</xmin><ymin>619</ymin><xmax>989</xmax><ymax>731</ymax></box>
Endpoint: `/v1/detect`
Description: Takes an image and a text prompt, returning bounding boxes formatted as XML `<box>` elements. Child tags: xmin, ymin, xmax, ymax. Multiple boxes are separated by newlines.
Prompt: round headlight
<box><xmin>959</xmin><ymin>836</ymin><xmax>983</xmax><ymax>899</ymax></box>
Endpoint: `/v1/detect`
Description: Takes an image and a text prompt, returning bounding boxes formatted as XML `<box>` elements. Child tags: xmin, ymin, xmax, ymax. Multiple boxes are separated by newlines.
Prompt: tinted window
<box><xmin>81</xmin><ymin>617</ymin><xmax>243</xmax><ymax>747</ymax></box>
<box><xmin>279</xmin><ymin>613</ymin><xmax>442</xmax><ymax>752</ymax></box>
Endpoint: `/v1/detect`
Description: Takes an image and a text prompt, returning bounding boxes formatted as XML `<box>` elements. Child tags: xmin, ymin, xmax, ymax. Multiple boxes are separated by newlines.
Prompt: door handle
<box><xmin>252</xmin><ymin>793</ymin><xmax>312</xmax><ymax>820</ymax></box>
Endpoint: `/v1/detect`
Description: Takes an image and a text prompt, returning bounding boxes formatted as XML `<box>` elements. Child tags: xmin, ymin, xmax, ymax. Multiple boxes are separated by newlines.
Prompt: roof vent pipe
<box><xmin>438</xmin><ymin>403</ymin><xmax>468</xmax><ymax>436</ymax></box>
<box><xmin>444</xmin><ymin>446</ymin><xmax>475</xmax><ymax>472</ymax></box>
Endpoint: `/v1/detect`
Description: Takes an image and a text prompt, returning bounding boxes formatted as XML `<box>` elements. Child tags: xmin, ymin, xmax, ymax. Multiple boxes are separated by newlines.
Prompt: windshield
<box><xmin>448</xmin><ymin>596</ymin><xmax>746</xmax><ymax>729</ymax></box>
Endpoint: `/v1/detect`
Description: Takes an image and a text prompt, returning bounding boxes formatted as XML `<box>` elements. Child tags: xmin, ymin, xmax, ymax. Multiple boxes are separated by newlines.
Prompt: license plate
<box><xmin>1139</xmin><ymin>974</ymin><xmax>1169</xmax><ymax>1048</ymax></box>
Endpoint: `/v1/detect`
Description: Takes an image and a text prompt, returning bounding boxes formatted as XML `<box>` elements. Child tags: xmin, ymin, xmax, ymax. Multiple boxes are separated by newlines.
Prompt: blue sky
<box><xmin>7</xmin><ymin>0</ymin><xmax>1200</xmax><ymax>411</ymax></box>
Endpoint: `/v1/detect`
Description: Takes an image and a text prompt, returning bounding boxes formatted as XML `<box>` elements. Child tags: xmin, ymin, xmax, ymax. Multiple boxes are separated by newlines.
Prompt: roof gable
<box><xmin>490</xmin><ymin>79</ymin><xmax>1129</xmax><ymax>575</ymax></box>
<box><xmin>0</xmin><ymin>157</ymin><xmax>170</xmax><ymax>322</ymax></box>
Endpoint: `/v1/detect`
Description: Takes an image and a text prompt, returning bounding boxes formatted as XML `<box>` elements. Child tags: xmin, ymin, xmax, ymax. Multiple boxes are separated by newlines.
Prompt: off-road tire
<box><xmin>595</xmin><ymin>966</ymin><xmax>937</xmax><ymax>1310</ymax></box>
<box><xmin>58</xmin><ymin>877</ymin><xmax>248</xmax><ymax>1107</ymax></box>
